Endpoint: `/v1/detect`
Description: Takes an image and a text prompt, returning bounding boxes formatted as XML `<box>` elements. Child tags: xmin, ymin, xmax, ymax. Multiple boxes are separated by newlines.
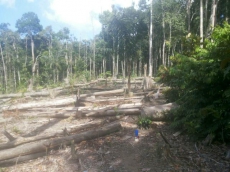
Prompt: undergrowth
<box><xmin>158</xmin><ymin>22</ymin><xmax>230</xmax><ymax>143</ymax></box>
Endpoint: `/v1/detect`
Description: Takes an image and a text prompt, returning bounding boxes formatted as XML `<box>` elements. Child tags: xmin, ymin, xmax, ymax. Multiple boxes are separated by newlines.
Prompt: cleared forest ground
<box><xmin>0</xmin><ymin>79</ymin><xmax>229</xmax><ymax>172</ymax></box>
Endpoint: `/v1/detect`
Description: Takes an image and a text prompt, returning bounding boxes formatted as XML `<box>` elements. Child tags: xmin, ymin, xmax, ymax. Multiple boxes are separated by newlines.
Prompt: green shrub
<box><xmin>159</xmin><ymin>23</ymin><xmax>230</xmax><ymax>143</ymax></box>
<box><xmin>137</xmin><ymin>116</ymin><xmax>152</xmax><ymax>129</ymax></box>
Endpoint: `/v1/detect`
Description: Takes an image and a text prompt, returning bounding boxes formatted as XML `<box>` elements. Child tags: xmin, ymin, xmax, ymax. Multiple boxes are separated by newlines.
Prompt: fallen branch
<box><xmin>2</xmin><ymin>130</ymin><xmax>16</xmax><ymax>142</ymax></box>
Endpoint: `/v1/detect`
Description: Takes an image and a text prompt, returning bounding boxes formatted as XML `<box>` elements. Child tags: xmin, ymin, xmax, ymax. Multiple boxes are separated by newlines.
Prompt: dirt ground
<box><xmin>0</xmin><ymin>84</ymin><xmax>230</xmax><ymax>172</ymax></box>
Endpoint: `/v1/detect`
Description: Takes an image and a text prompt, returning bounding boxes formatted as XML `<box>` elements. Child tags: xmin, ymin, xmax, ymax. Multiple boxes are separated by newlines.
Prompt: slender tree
<box><xmin>200</xmin><ymin>0</ymin><xmax>204</xmax><ymax>48</ymax></box>
<box><xmin>149</xmin><ymin>0</ymin><xmax>153</xmax><ymax>76</ymax></box>
<box><xmin>16</xmin><ymin>12</ymin><xmax>42</xmax><ymax>89</ymax></box>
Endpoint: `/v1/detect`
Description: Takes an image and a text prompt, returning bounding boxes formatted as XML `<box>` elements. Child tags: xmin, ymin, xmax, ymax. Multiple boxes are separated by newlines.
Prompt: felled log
<box><xmin>22</xmin><ymin>108</ymin><xmax>141</xmax><ymax>118</ymax></box>
<box><xmin>84</xmin><ymin>108</ymin><xmax>140</xmax><ymax>117</ymax></box>
<box><xmin>1</xmin><ymin>89</ymin><xmax>125</xmax><ymax>111</ymax></box>
<box><xmin>80</xmin><ymin>88</ymin><xmax>124</xmax><ymax>98</ymax></box>
<box><xmin>141</xmin><ymin>103</ymin><xmax>178</xmax><ymax>120</ymax></box>
<box><xmin>79</xmin><ymin>96</ymin><xmax>143</xmax><ymax>103</ymax></box>
<box><xmin>0</xmin><ymin>91</ymin><xmax>50</xmax><ymax>99</ymax></box>
<box><xmin>0</xmin><ymin>152</ymin><xmax>46</xmax><ymax>167</ymax></box>
<box><xmin>21</xmin><ymin>103</ymin><xmax>176</xmax><ymax>119</ymax></box>
<box><xmin>0</xmin><ymin>120</ymin><xmax>106</xmax><ymax>150</ymax></box>
<box><xmin>0</xmin><ymin>121</ymin><xmax>122</xmax><ymax>162</ymax></box>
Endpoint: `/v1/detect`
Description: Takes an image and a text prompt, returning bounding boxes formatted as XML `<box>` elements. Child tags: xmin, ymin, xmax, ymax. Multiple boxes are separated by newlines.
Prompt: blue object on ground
<box><xmin>135</xmin><ymin>129</ymin><xmax>139</xmax><ymax>137</ymax></box>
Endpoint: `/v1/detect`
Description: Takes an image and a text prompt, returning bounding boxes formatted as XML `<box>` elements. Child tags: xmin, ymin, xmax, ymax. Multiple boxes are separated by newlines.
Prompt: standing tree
<box><xmin>16</xmin><ymin>12</ymin><xmax>42</xmax><ymax>90</ymax></box>
<box><xmin>200</xmin><ymin>0</ymin><xmax>204</xmax><ymax>48</ymax></box>
<box><xmin>149</xmin><ymin>0</ymin><xmax>153</xmax><ymax>77</ymax></box>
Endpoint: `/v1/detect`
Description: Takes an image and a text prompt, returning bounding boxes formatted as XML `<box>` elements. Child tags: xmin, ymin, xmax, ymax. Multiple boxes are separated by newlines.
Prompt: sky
<box><xmin>0</xmin><ymin>0</ymin><xmax>140</xmax><ymax>39</ymax></box>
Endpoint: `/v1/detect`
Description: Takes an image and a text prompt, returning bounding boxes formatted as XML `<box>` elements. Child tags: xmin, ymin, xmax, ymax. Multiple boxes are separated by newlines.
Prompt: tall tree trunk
<box><xmin>116</xmin><ymin>37</ymin><xmax>119</xmax><ymax>78</ymax></box>
<box><xmin>226</xmin><ymin>0</ymin><xmax>229</xmax><ymax>22</ymax></box>
<box><xmin>187</xmin><ymin>0</ymin><xmax>191</xmax><ymax>32</ymax></box>
<box><xmin>123</xmin><ymin>39</ymin><xmax>126</xmax><ymax>78</ymax></box>
<box><xmin>168</xmin><ymin>19</ymin><xmax>172</xmax><ymax>66</ymax></box>
<box><xmin>206</xmin><ymin>0</ymin><xmax>219</xmax><ymax>36</ymax></box>
<box><xmin>79</xmin><ymin>39</ymin><xmax>81</xmax><ymax>60</ymax></box>
<box><xmin>85</xmin><ymin>43</ymin><xmax>88</xmax><ymax>72</ymax></box>
<box><xmin>70</xmin><ymin>43</ymin><xmax>73</xmax><ymax>76</ymax></box>
<box><xmin>53</xmin><ymin>69</ymin><xmax>55</xmax><ymax>83</ymax></box>
<box><xmin>36</xmin><ymin>61</ymin><xmax>39</xmax><ymax>77</ymax></box>
<box><xmin>13</xmin><ymin>40</ymin><xmax>20</xmax><ymax>84</ymax></box>
<box><xmin>139</xmin><ymin>59</ymin><xmax>142</xmax><ymax>77</ymax></box>
<box><xmin>112</xmin><ymin>37</ymin><xmax>115</xmax><ymax>79</ymax></box>
<box><xmin>31</xmin><ymin>37</ymin><xmax>35</xmax><ymax>90</ymax></box>
<box><xmin>149</xmin><ymin>0</ymin><xmax>153</xmax><ymax>77</ymax></box>
<box><xmin>161</xmin><ymin>0</ymin><xmax>166</xmax><ymax>66</ymax></box>
<box><xmin>65</xmin><ymin>40</ymin><xmax>69</xmax><ymax>79</ymax></box>
<box><xmin>127</xmin><ymin>59</ymin><xmax>131</xmax><ymax>94</ymax></box>
<box><xmin>93</xmin><ymin>38</ymin><xmax>96</xmax><ymax>79</ymax></box>
<box><xmin>204</xmin><ymin>0</ymin><xmax>208</xmax><ymax>32</ymax></box>
<box><xmin>103</xmin><ymin>58</ymin><xmax>106</xmax><ymax>77</ymax></box>
<box><xmin>31</xmin><ymin>37</ymin><xmax>35</xmax><ymax>75</ymax></box>
<box><xmin>25</xmin><ymin>37</ymin><xmax>28</xmax><ymax>66</ymax></box>
<box><xmin>90</xmin><ymin>58</ymin><xmax>92</xmax><ymax>80</ymax></box>
<box><xmin>200</xmin><ymin>0</ymin><xmax>204</xmax><ymax>48</ymax></box>
<box><xmin>13</xmin><ymin>67</ymin><xmax>16</xmax><ymax>91</ymax></box>
<box><xmin>0</xmin><ymin>43</ymin><xmax>7</xmax><ymax>92</ymax></box>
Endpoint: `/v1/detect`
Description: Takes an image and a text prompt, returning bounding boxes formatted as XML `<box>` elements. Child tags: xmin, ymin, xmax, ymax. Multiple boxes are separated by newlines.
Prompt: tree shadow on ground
<box><xmin>22</xmin><ymin>119</ymin><xmax>63</xmax><ymax>137</ymax></box>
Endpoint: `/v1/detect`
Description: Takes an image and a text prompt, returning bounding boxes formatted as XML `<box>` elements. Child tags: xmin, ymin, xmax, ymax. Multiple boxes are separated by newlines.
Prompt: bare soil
<box><xmin>0</xmin><ymin>84</ymin><xmax>229</xmax><ymax>172</ymax></box>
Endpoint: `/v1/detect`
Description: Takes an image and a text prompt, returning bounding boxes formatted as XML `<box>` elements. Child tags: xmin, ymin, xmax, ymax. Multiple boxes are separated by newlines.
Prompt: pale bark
<box><xmin>168</xmin><ymin>19</ymin><xmax>172</xmax><ymax>66</ymax></box>
<box><xmin>206</xmin><ymin>0</ymin><xmax>219</xmax><ymax>36</ymax></box>
<box><xmin>31</xmin><ymin>37</ymin><xmax>35</xmax><ymax>77</ymax></box>
<box><xmin>226</xmin><ymin>0</ymin><xmax>229</xmax><ymax>22</ymax></box>
<box><xmin>127</xmin><ymin>61</ymin><xmax>132</xmax><ymax>93</ymax></box>
<box><xmin>161</xmin><ymin>0</ymin><xmax>166</xmax><ymax>66</ymax></box>
<box><xmin>0</xmin><ymin>43</ymin><xmax>7</xmax><ymax>92</ymax></box>
<box><xmin>112</xmin><ymin>37</ymin><xmax>115</xmax><ymax>79</ymax></box>
<box><xmin>117</xmin><ymin>37</ymin><xmax>119</xmax><ymax>78</ymax></box>
<box><xmin>0</xmin><ymin>122</ymin><xmax>122</xmax><ymax>162</ymax></box>
<box><xmin>21</xmin><ymin>102</ymin><xmax>175</xmax><ymax>119</ymax></box>
<box><xmin>123</xmin><ymin>39</ymin><xmax>126</xmax><ymax>78</ymax></box>
<box><xmin>139</xmin><ymin>59</ymin><xmax>142</xmax><ymax>77</ymax></box>
<box><xmin>65</xmin><ymin>40</ymin><xmax>69</xmax><ymax>79</ymax></box>
<box><xmin>200</xmin><ymin>0</ymin><xmax>204</xmax><ymax>48</ymax></box>
<box><xmin>93</xmin><ymin>38</ymin><xmax>96</xmax><ymax>78</ymax></box>
<box><xmin>1</xmin><ymin>88</ymin><xmax>125</xmax><ymax>111</ymax></box>
<box><xmin>0</xmin><ymin>120</ymin><xmax>105</xmax><ymax>150</ymax></box>
<box><xmin>149</xmin><ymin>0</ymin><xmax>153</xmax><ymax>77</ymax></box>
<box><xmin>205</xmin><ymin>0</ymin><xmax>208</xmax><ymax>31</ymax></box>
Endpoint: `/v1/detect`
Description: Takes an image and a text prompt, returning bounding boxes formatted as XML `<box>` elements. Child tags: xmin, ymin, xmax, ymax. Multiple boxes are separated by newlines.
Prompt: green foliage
<box><xmin>137</xmin><ymin>116</ymin><xmax>152</xmax><ymax>129</ymax></box>
<box><xmin>159</xmin><ymin>23</ymin><xmax>230</xmax><ymax>143</ymax></box>
<box><xmin>16</xmin><ymin>12</ymin><xmax>42</xmax><ymax>35</ymax></box>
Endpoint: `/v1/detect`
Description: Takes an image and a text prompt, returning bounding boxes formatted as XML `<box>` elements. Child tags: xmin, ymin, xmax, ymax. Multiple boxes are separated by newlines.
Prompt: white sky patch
<box><xmin>0</xmin><ymin>0</ymin><xmax>15</xmax><ymax>7</ymax></box>
<box><xmin>27</xmin><ymin>0</ymin><xmax>34</xmax><ymax>2</ymax></box>
<box><xmin>44</xmin><ymin>0</ymin><xmax>139</xmax><ymax>39</ymax></box>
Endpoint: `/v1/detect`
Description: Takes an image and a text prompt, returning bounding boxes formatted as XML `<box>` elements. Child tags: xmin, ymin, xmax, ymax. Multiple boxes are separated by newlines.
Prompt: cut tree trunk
<box><xmin>0</xmin><ymin>121</ymin><xmax>122</xmax><ymax>162</ymax></box>
<box><xmin>21</xmin><ymin>103</ymin><xmax>177</xmax><ymax>119</ymax></box>
<box><xmin>0</xmin><ymin>120</ymin><xmax>107</xmax><ymax>150</ymax></box>
<box><xmin>0</xmin><ymin>152</ymin><xmax>46</xmax><ymax>167</ymax></box>
<box><xmin>22</xmin><ymin>108</ymin><xmax>141</xmax><ymax>118</ymax></box>
<box><xmin>1</xmin><ymin>89</ymin><xmax>125</xmax><ymax>111</ymax></box>
<box><xmin>141</xmin><ymin>103</ymin><xmax>178</xmax><ymax>120</ymax></box>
